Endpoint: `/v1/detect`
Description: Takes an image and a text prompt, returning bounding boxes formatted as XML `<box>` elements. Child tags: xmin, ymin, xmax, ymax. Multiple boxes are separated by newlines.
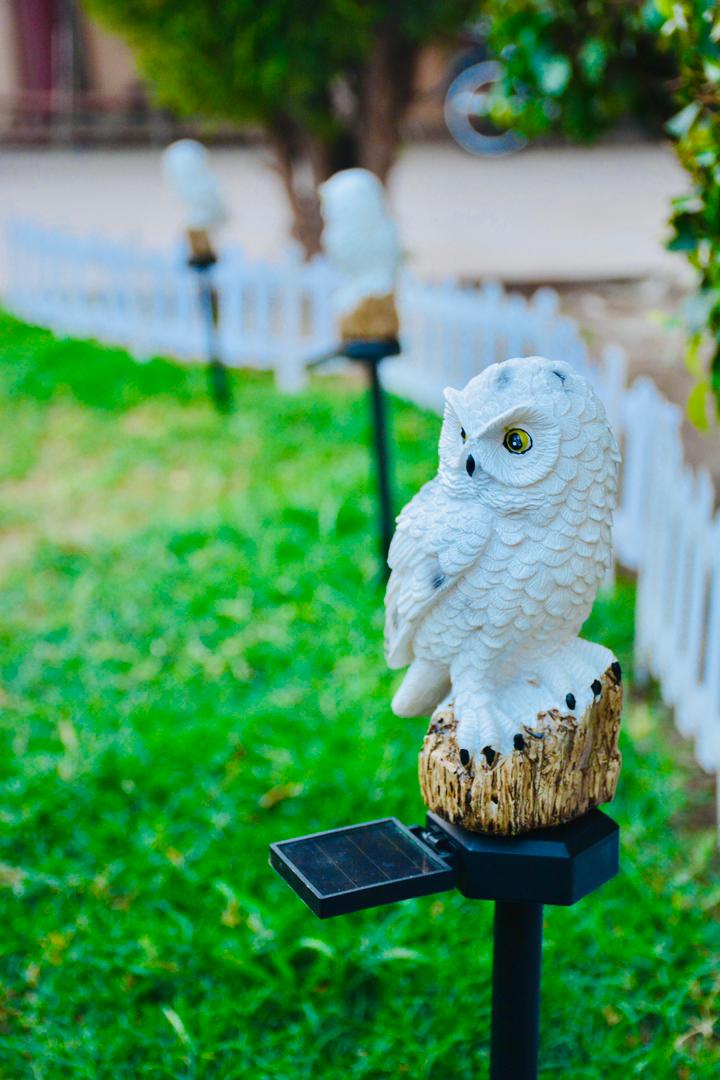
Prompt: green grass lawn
<box><xmin>0</xmin><ymin>313</ymin><xmax>718</xmax><ymax>1079</ymax></box>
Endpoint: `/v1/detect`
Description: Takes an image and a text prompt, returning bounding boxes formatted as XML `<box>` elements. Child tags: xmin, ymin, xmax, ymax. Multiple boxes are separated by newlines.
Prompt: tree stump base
<box><xmin>340</xmin><ymin>292</ymin><xmax>399</xmax><ymax>343</ymax></box>
<box><xmin>186</xmin><ymin>228</ymin><xmax>217</xmax><ymax>268</ymax></box>
<box><xmin>419</xmin><ymin>664</ymin><xmax>622</xmax><ymax>835</ymax></box>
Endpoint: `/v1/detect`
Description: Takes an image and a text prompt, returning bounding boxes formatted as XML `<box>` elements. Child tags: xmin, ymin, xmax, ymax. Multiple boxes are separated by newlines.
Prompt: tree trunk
<box><xmin>270</xmin><ymin>121</ymin><xmax>362</xmax><ymax>258</ymax></box>
<box><xmin>269</xmin><ymin>27</ymin><xmax>418</xmax><ymax>259</ymax></box>
<box><xmin>269</xmin><ymin>119</ymin><xmax>325</xmax><ymax>259</ymax></box>
<box><xmin>357</xmin><ymin>25</ymin><xmax>419</xmax><ymax>182</ymax></box>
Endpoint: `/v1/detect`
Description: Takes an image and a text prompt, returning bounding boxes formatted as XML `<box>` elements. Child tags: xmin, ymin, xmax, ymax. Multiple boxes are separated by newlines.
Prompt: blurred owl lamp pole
<box><xmin>162</xmin><ymin>139</ymin><xmax>232</xmax><ymax>413</ymax></box>
<box><xmin>317</xmin><ymin>169</ymin><xmax>402</xmax><ymax>574</ymax></box>
<box><xmin>270</xmin><ymin>360</ymin><xmax>624</xmax><ymax>1080</ymax></box>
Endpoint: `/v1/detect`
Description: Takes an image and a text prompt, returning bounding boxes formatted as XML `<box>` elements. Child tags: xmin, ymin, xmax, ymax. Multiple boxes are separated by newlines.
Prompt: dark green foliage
<box><xmin>86</xmin><ymin>0</ymin><xmax>360</xmax><ymax>134</ymax></box>
<box><xmin>0</xmin><ymin>314</ymin><xmax>718</xmax><ymax>1076</ymax></box>
<box><xmin>485</xmin><ymin>0</ymin><xmax>673</xmax><ymax>141</ymax></box>
<box><xmin>660</xmin><ymin>0</ymin><xmax>720</xmax><ymax>422</ymax></box>
<box><xmin>83</xmin><ymin>1</ymin><xmax>472</xmax><ymax>133</ymax></box>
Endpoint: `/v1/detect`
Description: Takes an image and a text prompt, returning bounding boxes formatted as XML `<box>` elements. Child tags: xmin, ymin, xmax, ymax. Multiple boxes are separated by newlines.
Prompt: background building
<box><xmin>0</xmin><ymin>1</ymin><xmax>452</xmax><ymax>145</ymax></box>
<box><xmin>0</xmin><ymin>0</ymin><xmax>223</xmax><ymax>143</ymax></box>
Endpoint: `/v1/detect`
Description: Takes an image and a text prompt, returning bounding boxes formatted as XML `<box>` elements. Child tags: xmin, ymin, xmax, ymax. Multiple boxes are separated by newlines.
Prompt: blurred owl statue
<box><xmin>385</xmin><ymin>356</ymin><xmax>622</xmax><ymax>806</ymax></box>
<box><xmin>319</xmin><ymin>169</ymin><xmax>401</xmax><ymax>344</ymax></box>
<box><xmin>163</xmin><ymin>139</ymin><xmax>227</xmax><ymax>232</ymax></box>
<box><xmin>163</xmin><ymin>140</ymin><xmax>228</xmax><ymax>264</ymax></box>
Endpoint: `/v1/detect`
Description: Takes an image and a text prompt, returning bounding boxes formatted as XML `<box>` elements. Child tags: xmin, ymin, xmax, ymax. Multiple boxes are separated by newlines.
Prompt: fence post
<box><xmin>599</xmin><ymin>344</ymin><xmax>628</xmax><ymax>436</ymax></box>
<box><xmin>276</xmin><ymin>245</ymin><xmax>307</xmax><ymax>393</ymax></box>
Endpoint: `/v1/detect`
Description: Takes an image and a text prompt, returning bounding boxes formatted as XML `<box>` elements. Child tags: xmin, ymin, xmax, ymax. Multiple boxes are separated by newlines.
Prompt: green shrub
<box><xmin>660</xmin><ymin>0</ymin><xmax>720</xmax><ymax>423</ymax></box>
<box><xmin>486</xmin><ymin>0</ymin><xmax>673</xmax><ymax>142</ymax></box>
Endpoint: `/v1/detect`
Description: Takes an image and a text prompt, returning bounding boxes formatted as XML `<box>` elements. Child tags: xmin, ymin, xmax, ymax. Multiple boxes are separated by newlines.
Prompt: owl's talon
<box><xmin>565</xmin><ymin>692</ymin><xmax>576</xmax><ymax>711</ymax></box>
<box><xmin>513</xmin><ymin>734</ymin><xmax>526</xmax><ymax>752</ymax></box>
<box><xmin>591</xmin><ymin>679</ymin><xmax>602</xmax><ymax>697</ymax></box>
<box><xmin>482</xmin><ymin>746</ymin><xmax>496</xmax><ymax>766</ymax></box>
<box><xmin>611</xmin><ymin>660</ymin><xmax>622</xmax><ymax>682</ymax></box>
<box><xmin>459</xmin><ymin>748</ymin><xmax>470</xmax><ymax>766</ymax></box>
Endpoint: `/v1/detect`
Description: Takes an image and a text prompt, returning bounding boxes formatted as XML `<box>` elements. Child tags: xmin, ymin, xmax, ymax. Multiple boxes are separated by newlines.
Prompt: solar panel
<box><xmin>270</xmin><ymin>818</ymin><xmax>456</xmax><ymax>918</ymax></box>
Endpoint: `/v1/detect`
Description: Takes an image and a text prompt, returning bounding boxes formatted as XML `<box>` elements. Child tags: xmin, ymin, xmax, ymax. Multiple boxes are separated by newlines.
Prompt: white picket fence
<box><xmin>621</xmin><ymin>379</ymin><xmax>720</xmax><ymax>780</ymax></box>
<box><xmin>5</xmin><ymin>219</ymin><xmax>627</xmax><ymax>412</ymax></box>
<box><xmin>4</xmin><ymin>220</ymin><xmax>719</xmax><ymax>801</ymax></box>
<box><xmin>5</xmin><ymin>220</ymin><xmax>338</xmax><ymax>392</ymax></box>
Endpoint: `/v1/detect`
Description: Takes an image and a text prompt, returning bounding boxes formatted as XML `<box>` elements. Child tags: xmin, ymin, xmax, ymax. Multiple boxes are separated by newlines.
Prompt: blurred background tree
<box><xmin>83</xmin><ymin>0</ymin><xmax>477</xmax><ymax>255</ymax></box>
<box><xmin>484</xmin><ymin>0</ymin><xmax>674</xmax><ymax>141</ymax></box>
<box><xmin>83</xmin><ymin>0</ymin><xmax>720</xmax><ymax>418</ymax></box>
<box><xmin>658</xmin><ymin>0</ymin><xmax>720</xmax><ymax>423</ymax></box>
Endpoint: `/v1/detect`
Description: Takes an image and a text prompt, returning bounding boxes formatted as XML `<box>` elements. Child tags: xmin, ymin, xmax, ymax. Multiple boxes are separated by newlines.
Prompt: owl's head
<box><xmin>162</xmin><ymin>139</ymin><xmax>226</xmax><ymax>230</ymax></box>
<box><xmin>163</xmin><ymin>139</ymin><xmax>211</xmax><ymax>189</ymax></box>
<box><xmin>319</xmin><ymin>169</ymin><xmax>387</xmax><ymax>228</ymax></box>
<box><xmin>439</xmin><ymin>356</ymin><xmax>617</xmax><ymax>510</ymax></box>
<box><xmin>320</xmin><ymin>169</ymin><xmax>400</xmax><ymax>306</ymax></box>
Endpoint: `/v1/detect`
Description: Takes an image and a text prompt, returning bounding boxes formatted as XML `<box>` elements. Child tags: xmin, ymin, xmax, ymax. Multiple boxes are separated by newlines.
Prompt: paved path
<box><xmin>0</xmin><ymin>140</ymin><xmax>689</xmax><ymax>288</ymax></box>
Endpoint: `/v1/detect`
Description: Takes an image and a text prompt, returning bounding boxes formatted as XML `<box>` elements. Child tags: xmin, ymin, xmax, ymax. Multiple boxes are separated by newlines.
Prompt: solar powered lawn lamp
<box><xmin>309</xmin><ymin>169</ymin><xmax>403</xmax><ymax>576</ymax></box>
<box><xmin>162</xmin><ymin>139</ymin><xmax>232</xmax><ymax>413</ymax></box>
<box><xmin>270</xmin><ymin>359</ymin><xmax>625</xmax><ymax>1079</ymax></box>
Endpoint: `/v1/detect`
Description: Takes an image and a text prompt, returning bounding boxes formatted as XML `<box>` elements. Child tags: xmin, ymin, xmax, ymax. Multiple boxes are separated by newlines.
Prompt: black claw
<box><xmin>591</xmin><ymin>679</ymin><xmax>602</xmax><ymax>697</ymax></box>
<box><xmin>482</xmin><ymin>746</ymin><xmax>496</xmax><ymax>766</ymax></box>
<box><xmin>513</xmin><ymin>734</ymin><xmax>526</xmax><ymax>752</ymax></box>
<box><xmin>611</xmin><ymin>660</ymin><xmax>622</xmax><ymax>683</ymax></box>
<box><xmin>459</xmin><ymin>748</ymin><xmax>470</xmax><ymax>767</ymax></box>
<box><xmin>565</xmin><ymin>692</ymin><xmax>576</xmax><ymax>711</ymax></box>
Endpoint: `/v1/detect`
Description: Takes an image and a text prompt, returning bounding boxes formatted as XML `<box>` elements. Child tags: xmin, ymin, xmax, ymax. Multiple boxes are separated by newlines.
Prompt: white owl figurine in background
<box><xmin>385</xmin><ymin>355</ymin><xmax>621</xmax><ymax>762</ymax></box>
<box><xmin>162</xmin><ymin>139</ymin><xmax>228</xmax><ymax>233</ymax></box>
<box><xmin>319</xmin><ymin>169</ymin><xmax>401</xmax><ymax>319</ymax></box>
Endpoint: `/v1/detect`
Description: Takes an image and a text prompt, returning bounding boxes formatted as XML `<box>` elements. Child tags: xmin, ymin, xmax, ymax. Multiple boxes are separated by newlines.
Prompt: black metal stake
<box><xmin>307</xmin><ymin>338</ymin><xmax>400</xmax><ymax>579</ymax></box>
<box><xmin>271</xmin><ymin>809</ymin><xmax>620</xmax><ymax>1076</ymax></box>
<box><xmin>491</xmin><ymin>901</ymin><xmax>543</xmax><ymax>1080</ymax></box>
<box><xmin>194</xmin><ymin>265</ymin><xmax>232</xmax><ymax>413</ymax></box>
<box><xmin>366</xmin><ymin>358</ymin><xmax>394</xmax><ymax>572</ymax></box>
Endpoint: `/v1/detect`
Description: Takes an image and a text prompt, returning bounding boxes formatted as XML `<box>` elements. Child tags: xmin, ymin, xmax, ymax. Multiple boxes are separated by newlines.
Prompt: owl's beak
<box><xmin>465</xmin><ymin>454</ymin><xmax>476</xmax><ymax>477</ymax></box>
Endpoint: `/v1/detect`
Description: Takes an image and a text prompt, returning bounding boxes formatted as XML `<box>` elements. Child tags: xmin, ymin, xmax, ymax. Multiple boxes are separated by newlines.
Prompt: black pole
<box><xmin>490</xmin><ymin>901</ymin><xmax>543</xmax><ymax>1080</ymax></box>
<box><xmin>366</xmin><ymin>359</ymin><xmax>394</xmax><ymax>574</ymax></box>
<box><xmin>195</xmin><ymin>266</ymin><xmax>232</xmax><ymax>413</ymax></box>
<box><xmin>304</xmin><ymin>338</ymin><xmax>398</xmax><ymax>579</ymax></box>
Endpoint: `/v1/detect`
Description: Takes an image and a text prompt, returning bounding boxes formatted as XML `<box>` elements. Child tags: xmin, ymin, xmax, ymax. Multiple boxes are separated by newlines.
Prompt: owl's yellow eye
<box><xmin>503</xmin><ymin>428</ymin><xmax>532</xmax><ymax>454</ymax></box>
<box><xmin>460</xmin><ymin>427</ymin><xmax>467</xmax><ymax>442</ymax></box>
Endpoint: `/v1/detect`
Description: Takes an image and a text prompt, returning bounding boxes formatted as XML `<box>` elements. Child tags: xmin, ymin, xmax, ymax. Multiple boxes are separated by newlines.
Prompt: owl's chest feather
<box><xmin>413</xmin><ymin>513</ymin><xmax>608</xmax><ymax>659</ymax></box>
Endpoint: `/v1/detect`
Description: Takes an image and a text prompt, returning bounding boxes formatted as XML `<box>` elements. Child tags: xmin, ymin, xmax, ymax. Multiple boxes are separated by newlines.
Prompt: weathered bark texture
<box><xmin>340</xmin><ymin>293</ymin><xmax>399</xmax><ymax>342</ymax></box>
<box><xmin>419</xmin><ymin>664</ymin><xmax>622</xmax><ymax>835</ymax></box>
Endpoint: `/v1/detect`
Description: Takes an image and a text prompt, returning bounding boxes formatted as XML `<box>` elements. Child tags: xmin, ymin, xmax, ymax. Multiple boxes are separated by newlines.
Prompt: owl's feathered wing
<box><xmin>385</xmin><ymin>478</ymin><xmax>491</xmax><ymax>669</ymax></box>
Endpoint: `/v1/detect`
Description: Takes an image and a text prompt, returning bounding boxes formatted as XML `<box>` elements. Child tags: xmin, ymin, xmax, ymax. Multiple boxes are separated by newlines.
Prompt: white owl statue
<box><xmin>162</xmin><ymin>139</ymin><xmax>228</xmax><ymax>233</ymax></box>
<box><xmin>385</xmin><ymin>355</ymin><xmax>621</xmax><ymax>764</ymax></box>
<box><xmin>319</xmin><ymin>169</ymin><xmax>401</xmax><ymax>341</ymax></box>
